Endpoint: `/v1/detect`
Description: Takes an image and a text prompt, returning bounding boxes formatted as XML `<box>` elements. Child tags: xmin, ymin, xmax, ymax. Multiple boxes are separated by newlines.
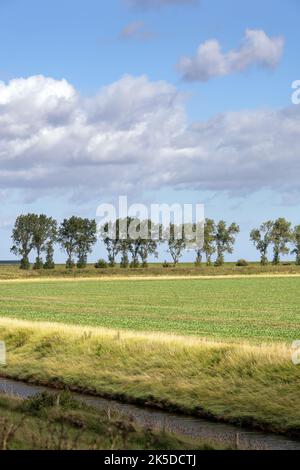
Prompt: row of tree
<box><xmin>11</xmin><ymin>215</ymin><xmax>97</xmax><ymax>270</ymax></box>
<box><xmin>9</xmin><ymin>214</ymin><xmax>300</xmax><ymax>270</ymax></box>
<box><xmin>250</xmin><ymin>218</ymin><xmax>300</xmax><ymax>265</ymax></box>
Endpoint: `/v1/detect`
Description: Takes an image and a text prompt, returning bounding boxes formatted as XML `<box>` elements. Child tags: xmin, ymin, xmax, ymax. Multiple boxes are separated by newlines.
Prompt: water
<box><xmin>0</xmin><ymin>377</ymin><xmax>299</xmax><ymax>450</ymax></box>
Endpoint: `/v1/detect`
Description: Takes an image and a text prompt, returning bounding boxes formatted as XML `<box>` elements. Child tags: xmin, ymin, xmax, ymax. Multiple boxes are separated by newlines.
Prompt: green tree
<box><xmin>270</xmin><ymin>218</ymin><xmax>292</xmax><ymax>265</ymax></box>
<box><xmin>167</xmin><ymin>223</ymin><xmax>186</xmax><ymax>266</ymax></box>
<box><xmin>117</xmin><ymin>218</ymin><xmax>132</xmax><ymax>269</ymax></box>
<box><xmin>43</xmin><ymin>219</ymin><xmax>58</xmax><ymax>270</ymax></box>
<box><xmin>250</xmin><ymin>221</ymin><xmax>273</xmax><ymax>265</ymax></box>
<box><xmin>128</xmin><ymin>218</ymin><xmax>141</xmax><ymax>268</ymax></box>
<box><xmin>190</xmin><ymin>222</ymin><xmax>203</xmax><ymax>266</ymax></box>
<box><xmin>204</xmin><ymin>219</ymin><xmax>216</xmax><ymax>266</ymax></box>
<box><xmin>57</xmin><ymin>217</ymin><xmax>78</xmax><ymax>269</ymax></box>
<box><xmin>76</xmin><ymin>218</ymin><xmax>97</xmax><ymax>268</ymax></box>
<box><xmin>11</xmin><ymin>214</ymin><xmax>37</xmax><ymax>270</ymax></box>
<box><xmin>193</xmin><ymin>219</ymin><xmax>216</xmax><ymax>266</ymax></box>
<box><xmin>32</xmin><ymin>215</ymin><xmax>57</xmax><ymax>269</ymax></box>
<box><xmin>292</xmin><ymin>225</ymin><xmax>300</xmax><ymax>265</ymax></box>
<box><xmin>137</xmin><ymin>220</ymin><xmax>160</xmax><ymax>267</ymax></box>
<box><xmin>58</xmin><ymin>217</ymin><xmax>97</xmax><ymax>269</ymax></box>
<box><xmin>44</xmin><ymin>243</ymin><xmax>55</xmax><ymax>270</ymax></box>
<box><xmin>100</xmin><ymin>220</ymin><xmax>120</xmax><ymax>267</ymax></box>
<box><xmin>215</xmin><ymin>221</ymin><xmax>240</xmax><ymax>266</ymax></box>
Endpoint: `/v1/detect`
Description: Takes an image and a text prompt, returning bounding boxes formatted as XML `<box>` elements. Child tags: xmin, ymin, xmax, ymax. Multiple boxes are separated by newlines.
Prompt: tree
<box><xmin>191</xmin><ymin>222</ymin><xmax>204</xmax><ymax>266</ymax></box>
<box><xmin>203</xmin><ymin>219</ymin><xmax>216</xmax><ymax>266</ymax></box>
<box><xmin>128</xmin><ymin>218</ymin><xmax>141</xmax><ymax>268</ymax></box>
<box><xmin>44</xmin><ymin>243</ymin><xmax>55</xmax><ymax>270</ymax></box>
<box><xmin>125</xmin><ymin>218</ymin><xmax>160</xmax><ymax>268</ymax></box>
<box><xmin>58</xmin><ymin>217</ymin><xmax>79</xmax><ymax>268</ymax></box>
<box><xmin>250</xmin><ymin>221</ymin><xmax>273</xmax><ymax>265</ymax></box>
<box><xmin>100</xmin><ymin>220</ymin><xmax>120</xmax><ymax>267</ymax></box>
<box><xmin>58</xmin><ymin>217</ymin><xmax>97</xmax><ymax>269</ymax></box>
<box><xmin>193</xmin><ymin>219</ymin><xmax>216</xmax><ymax>266</ymax></box>
<box><xmin>76</xmin><ymin>218</ymin><xmax>97</xmax><ymax>268</ymax></box>
<box><xmin>116</xmin><ymin>217</ymin><xmax>132</xmax><ymax>269</ymax></box>
<box><xmin>32</xmin><ymin>215</ymin><xmax>57</xmax><ymax>269</ymax></box>
<box><xmin>11</xmin><ymin>214</ymin><xmax>37</xmax><ymax>270</ymax></box>
<box><xmin>292</xmin><ymin>225</ymin><xmax>300</xmax><ymax>265</ymax></box>
<box><xmin>215</xmin><ymin>221</ymin><xmax>240</xmax><ymax>266</ymax></box>
<box><xmin>137</xmin><ymin>220</ymin><xmax>160</xmax><ymax>267</ymax></box>
<box><xmin>167</xmin><ymin>224</ymin><xmax>186</xmax><ymax>266</ymax></box>
<box><xmin>43</xmin><ymin>219</ymin><xmax>58</xmax><ymax>270</ymax></box>
<box><xmin>270</xmin><ymin>218</ymin><xmax>292</xmax><ymax>265</ymax></box>
<box><xmin>57</xmin><ymin>217</ymin><xmax>77</xmax><ymax>268</ymax></box>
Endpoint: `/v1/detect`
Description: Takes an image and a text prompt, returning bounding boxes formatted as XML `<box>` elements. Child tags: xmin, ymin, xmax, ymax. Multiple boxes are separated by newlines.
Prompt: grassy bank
<box><xmin>0</xmin><ymin>391</ymin><xmax>215</xmax><ymax>450</ymax></box>
<box><xmin>1</xmin><ymin>262</ymin><xmax>300</xmax><ymax>280</ymax></box>
<box><xmin>0</xmin><ymin>277</ymin><xmax>299</xmax><ymax>342</ymax></box>
<box><xmin>0</xmin><ymin>318</ymin><xmax>299</xmax><ymax>438</ymax></box>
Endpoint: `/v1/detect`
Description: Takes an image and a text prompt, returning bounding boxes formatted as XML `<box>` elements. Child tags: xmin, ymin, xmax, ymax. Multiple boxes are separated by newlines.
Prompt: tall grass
<box><xmin>0</xmin><ymin>391</ymin><xmax>212</xmax><ymax>450</ymax></box>
<box><xmin>0</xmin><ymin>318</ymin><xmax>298</xmax><ymax>437</ymax></box>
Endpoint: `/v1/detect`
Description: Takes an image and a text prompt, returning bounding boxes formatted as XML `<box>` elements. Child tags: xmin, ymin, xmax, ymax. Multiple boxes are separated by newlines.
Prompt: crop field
<box><xmin>0</xmin><ymin>276</ymin><xmax>299</xmax><ymax>342</ymax></box>
<box><xmin>0</xmin><ymin>276</ymin><xmax>300</xmax><ymax>436</ymax></box>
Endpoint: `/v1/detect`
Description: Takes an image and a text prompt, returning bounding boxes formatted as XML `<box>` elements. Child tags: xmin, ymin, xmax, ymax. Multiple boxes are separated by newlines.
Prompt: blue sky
<box><xmin>0</xmin><ymin>0</ymin><xmax>300</xmax><ymax>261</ymax></box>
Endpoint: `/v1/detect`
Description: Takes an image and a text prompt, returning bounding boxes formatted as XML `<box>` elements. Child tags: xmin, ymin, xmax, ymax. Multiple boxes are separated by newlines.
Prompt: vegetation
<box><xmin>270</xmin><ymin>218</ymin><xmax>292</xmax><ymax>265</ymax></box>
<box><xmin>236</xmin><ymin>259</ymin><xmax>248</xmax><ymax>267</ymax></box>
<box><xmin>167</xmin><ymin>223</ymin><xmax>186</xmax><ymax>266</ymax></box>
<box><xmin>57</xmin><ymin>217</ymin><xmax>97</xmax><ymax>269</ymax></box>
<box><xmin>0</xmin><ymin>391</ymin><xmax>215</xmax><ymax>450</ymax></box>
<box><xmin>1</xmin><ymin>261</ymin><xmax>300</xmax><ymax>281</ymax></box>
<box><xmin>95</xmin><ymin>259</ymin><xmax>108</xmax><ymax>269</ymax></box>
<box><xmin>214</xmin><ymin>221</ymin><xmax>240</xmax><ymax>266</ymax></box>
<box><xmin>250</xmin><ymin>221</ymin><xmax>274</xmax><ymax>265</ymax></box>
<box><xmin>11</xmin><ymin>214</ymin><xmax>57</xmax><ymax>271</ymax></box>
<box><xmin>0</xmin><ymin>277</ymin><xmax>299</xmax><ymax>342</ymax></box>
<box><xmin>0</xmin><ymin>318</ymin><xmax>299</xmax><ymax>438</ymax></box>
<box><xmin>8</xmin><ymin>213</ymin><xmax>300</xmax><ymax>269</ymax></box>
<box><xmin>203</xmin><ymin>218</ymin><xmax>216</xmax><ymax>266</ymax></box>
<box><xmin>292</xmin><ymin>225</ymin><xmax>300</xmax><ymax>266</ymax></box>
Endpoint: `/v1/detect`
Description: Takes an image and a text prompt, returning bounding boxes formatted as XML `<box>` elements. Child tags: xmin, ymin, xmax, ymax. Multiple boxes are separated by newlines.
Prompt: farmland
<box><xmin>0</xmin><ymin>274</ymin><xmax>299</xmax><ymax>438</ymax></box>
<box><xmin>0</xmin><ymin>276</ymin><xmax>299</xmax><ymax>342</ymax></box>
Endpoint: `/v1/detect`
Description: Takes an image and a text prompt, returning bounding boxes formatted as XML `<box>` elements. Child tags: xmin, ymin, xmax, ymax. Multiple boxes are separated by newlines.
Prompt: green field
<box><xmin>0</xmin><ymin>277</ymin><xmax>299</xmax><ymax>342</ymax></box>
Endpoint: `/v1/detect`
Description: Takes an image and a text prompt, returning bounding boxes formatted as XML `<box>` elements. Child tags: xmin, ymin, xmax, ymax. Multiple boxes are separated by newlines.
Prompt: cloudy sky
<box><xmin>0</xmin><ymin>0</ymin><xmax>299</xmax><ymax>261</ymax></box>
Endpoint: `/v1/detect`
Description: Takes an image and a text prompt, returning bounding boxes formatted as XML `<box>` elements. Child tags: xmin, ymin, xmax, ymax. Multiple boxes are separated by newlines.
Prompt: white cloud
<box><xmin>0</xmin><ymin>74</ymin><xmax>299</xmax><ymax>202</ymax></box>
<box><xmin>177</xmin><ymin>29</ymin><xmax>284</xmax><ymax>81</ymax></box>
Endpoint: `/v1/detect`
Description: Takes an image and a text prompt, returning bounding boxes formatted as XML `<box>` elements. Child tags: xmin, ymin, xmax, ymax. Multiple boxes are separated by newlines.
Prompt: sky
<box><xmin>0</xmin><ymin>0</ymin><xmax>300</xmax><ymax>262</ymax></box>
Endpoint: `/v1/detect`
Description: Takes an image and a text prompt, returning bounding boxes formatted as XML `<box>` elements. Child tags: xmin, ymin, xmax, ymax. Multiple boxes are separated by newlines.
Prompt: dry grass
<box><xmin>0</xmin><ymin>318</ymin><xmax>298</xmax><ymax>437</ymax></box>
<box><xmin>1</xmin><ymin>273</ymin><xmax>300</xmax><ymax>285</ymax></box>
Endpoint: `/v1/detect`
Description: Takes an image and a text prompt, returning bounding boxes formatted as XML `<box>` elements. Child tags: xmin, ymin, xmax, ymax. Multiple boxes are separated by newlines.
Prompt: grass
<box><xmin>0</xmin><ymin>277</ymin><xmax>299</xmax><ymax>342</ymax></box>
<box><xmin>0</xmin><ymin>275</ymin><xmax>299</xmax><ymax>440</ymax></box>
<box><xmin>0</xmin><ymin>390</ymin><xmax>216</xmax><ymax>450</ymax></box>
<box><xmin>0</xmin><ymin>262</ymin><xmax>300</xmax><ymax>280</ymax></box>
<box><xmin>0</xmin><ymin>318</ymin><xmax>299</xmax><ymax>438</ymax></box>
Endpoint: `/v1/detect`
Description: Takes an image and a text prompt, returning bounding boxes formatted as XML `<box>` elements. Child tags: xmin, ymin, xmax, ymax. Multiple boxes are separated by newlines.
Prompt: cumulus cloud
<box><xmin>125</xmin><ymin>0</ymin><xmax>197</xmax><ymax>10</ymax></box>
<box><xmin>177</xmin><ymin>29</ymin><xmax>284</xmax><ymax>81</ymax></box>
<box><xmin>0</xmin><ymin>74</ymin><xmax>299</xmax><ymax>202</ymax></box>
<box><xmin>120</xmin><ymin>21</ymin><xmax>155</xmax><ymax>41</ymax></box>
